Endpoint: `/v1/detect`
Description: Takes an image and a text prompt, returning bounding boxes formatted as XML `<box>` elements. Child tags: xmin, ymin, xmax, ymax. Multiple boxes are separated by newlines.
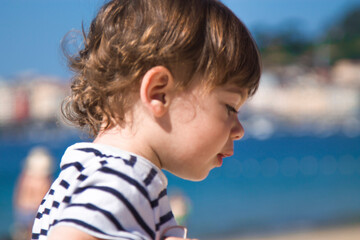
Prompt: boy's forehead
<box><xmin>220</xmin><ymin>84</ymin><xmax>248</xmax><ymax>97</ymax></box>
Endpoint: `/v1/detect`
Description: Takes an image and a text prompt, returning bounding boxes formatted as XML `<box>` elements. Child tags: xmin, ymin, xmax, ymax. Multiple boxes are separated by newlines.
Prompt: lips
<box><xmin>216</xmin><ymin>151</ymin><xmax>233</xmax><ymax>167</ymax></box>
<box><xmin>221</xmin><ymin>151</ymin><xmax>233</xmax><ymax>158</ymax></box>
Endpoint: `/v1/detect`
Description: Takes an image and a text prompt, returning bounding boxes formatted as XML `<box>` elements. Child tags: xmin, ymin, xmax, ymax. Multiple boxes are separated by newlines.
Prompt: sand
<box><xmin>223</xmin><ymin>224</ymin><xmax>360</xmax><ymax>240</ymax></box>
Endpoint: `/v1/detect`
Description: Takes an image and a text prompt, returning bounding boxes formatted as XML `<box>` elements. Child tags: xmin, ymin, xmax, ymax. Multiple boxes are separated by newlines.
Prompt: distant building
<box><xmin>332</xmin><ymin>60</ymin><xmax>360</xmax><ymax>87</ymax></box>
<box><xmin>247</xmin><ymin>68</ymin><xmax>360</xmax><ymax>124</ymax></box>
<box><xmin>28</xmin><ymin>78</ymin><xmax>66</xmax><ymax>122</ymax></box>
<box><xmin>0</xmin><ymin>82</ymin><xmax>15</xmax><ymax>126</ymax></box>
<box><xmin>14</xmin><ymin>86</ymin><xmax>30</xmax><ymax>123</ymax></box>
<box><xmin>0</xmin><ymin>75</ymin><xmax>68</xmax><ymax>128</ymax></box>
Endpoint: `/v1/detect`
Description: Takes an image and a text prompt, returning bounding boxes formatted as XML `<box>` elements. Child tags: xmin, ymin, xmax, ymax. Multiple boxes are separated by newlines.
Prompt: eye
<box><xmin>225</xmin><ymin>104</ymin><xmax>238</xmax><ymax>115</ymax></box>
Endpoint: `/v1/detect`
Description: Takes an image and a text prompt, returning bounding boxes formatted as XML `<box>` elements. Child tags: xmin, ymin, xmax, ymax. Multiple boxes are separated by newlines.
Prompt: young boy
<box><xmin>32</xmin><ymin>0</ymin><xmax>261</xmax><ymax>239</ymax></box>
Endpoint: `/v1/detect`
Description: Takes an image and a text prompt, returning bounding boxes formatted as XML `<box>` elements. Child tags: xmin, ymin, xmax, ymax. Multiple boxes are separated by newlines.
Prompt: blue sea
<box><xmin>1</xmin><ymin>130</ymin><xmax>360</xmax><ymax>239</ymax></box>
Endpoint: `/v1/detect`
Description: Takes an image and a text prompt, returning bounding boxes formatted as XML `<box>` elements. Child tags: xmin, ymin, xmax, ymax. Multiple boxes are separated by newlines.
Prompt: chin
<box><xmin>175</xmin><ymin>171</ymin><xmax>210</xmax><ymax>182</ymax></box>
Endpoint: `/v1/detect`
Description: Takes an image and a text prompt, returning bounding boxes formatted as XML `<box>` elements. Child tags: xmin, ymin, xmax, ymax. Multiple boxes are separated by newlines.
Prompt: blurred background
<box><xmin>1</xmin><ymin>0</ymin><xmax>360</xmax><ymax>239</ymax></box>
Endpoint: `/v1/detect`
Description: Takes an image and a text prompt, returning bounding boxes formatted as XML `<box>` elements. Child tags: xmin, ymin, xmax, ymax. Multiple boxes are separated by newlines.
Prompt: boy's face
<box><xmin>160</xmin><ymin>81</ymin><xmax>248</xmax><ymax>181</ymax></box>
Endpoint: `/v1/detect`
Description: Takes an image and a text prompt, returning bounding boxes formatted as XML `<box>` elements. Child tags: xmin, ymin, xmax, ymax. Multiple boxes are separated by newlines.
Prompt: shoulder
<box><xmin>62</xmin><ymin>142</ymin><xmax>168</xmax><ymax>193</ymax></box>
<box><xmin>33</xmin><ymin>143</ymin><xmax>174</xmax><ymax>240</ymax></box>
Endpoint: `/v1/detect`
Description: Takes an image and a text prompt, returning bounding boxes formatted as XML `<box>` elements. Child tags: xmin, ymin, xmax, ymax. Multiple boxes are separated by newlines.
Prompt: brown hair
<box><xmin>62</xmin><ymin>0</ymin><xmax>261</xmax><ymax>136</ymax></box>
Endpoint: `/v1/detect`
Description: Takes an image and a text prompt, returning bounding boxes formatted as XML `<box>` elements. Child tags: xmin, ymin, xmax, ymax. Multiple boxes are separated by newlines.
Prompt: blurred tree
<box><xmin>254</xmin><ymin>5</ymin><xmax>360</xmax><ymax>67</ymax></box>
<box><xmin>324</xmin><ymin>7</ymin><xmax>360</xmax><ymax>62</ymax></box>
<box><xmin>254</xmin><ymin>21</ymin><xmax>312</xmax><ymax>67</ymax></box>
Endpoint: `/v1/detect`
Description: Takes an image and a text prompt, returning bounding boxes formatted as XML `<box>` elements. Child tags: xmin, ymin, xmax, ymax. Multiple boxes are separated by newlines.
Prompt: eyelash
<box><xmin>226</xmin><ymin>104</ymin><xmax>238</xmax><ymax>114</ymax></box>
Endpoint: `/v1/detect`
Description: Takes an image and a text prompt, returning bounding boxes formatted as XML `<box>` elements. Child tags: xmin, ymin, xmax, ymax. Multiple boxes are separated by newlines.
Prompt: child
<box><xmin>13</xmin><ymin>147</ymin><xmax>53</xmax><ymax>240</ymax></box>
<box><xmin>32</xmin><ymin>0</ymin><xmax>261</xmax><ymax>239</ymax></box>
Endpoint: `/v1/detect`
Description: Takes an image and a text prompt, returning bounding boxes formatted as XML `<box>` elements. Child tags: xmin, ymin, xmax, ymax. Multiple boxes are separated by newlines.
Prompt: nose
<box><xmin>231</xmin><ymin>117</ymin><xmax>245</xmax><ymax>140</ymax></box>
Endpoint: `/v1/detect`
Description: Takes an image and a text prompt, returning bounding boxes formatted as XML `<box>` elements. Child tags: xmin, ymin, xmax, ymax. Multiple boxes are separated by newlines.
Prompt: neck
<box><xmin>93</xmin><ymin>125</ymin><xmax>162</xmax><ymax>169</ymax></box>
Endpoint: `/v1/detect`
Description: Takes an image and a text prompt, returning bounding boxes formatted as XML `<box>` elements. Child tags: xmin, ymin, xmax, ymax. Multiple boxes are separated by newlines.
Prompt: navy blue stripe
<box><xmin>61</xmin><ymin>162</ymin><xmax>84</xmax><ymax>171</ymax></box>
<box><xmin>98</xmin><ymin>167</ymin><xmax>168</xmax><ymax>210</ymax></box>
<box><xmin>127</xmin><ymin>155</ymin><xmax>137</xmax><ymax>166</ymax></box>
<box><xmin>73</xmin><ymin>185</ymin><xmax>155</xmax><ymax>239</ymax></box>
<box><xmin>77</xmin><ymin>174</ymin><xmax>88</xmax><ymax>181</ymax></box>
<box><xmin>76</xmin><ymin>147</ymin><xmax>137</xmax><ymax>167</ymax></box>
<box><xmin>35</xmin><ymin>208</ymin><xmax>50</xmax><ymax>220</ymax></box>
<box><xmin>60</xmin><ymin>180</ymin><xmax>70</xmax><ymax>189</ymax></box>
<box><xmin>48</xmin><ymin>219</ymin><xmax>144</xmax><ymax>240</ymax></box>
<box><xmin>40</xmin><ymin>229</ymin><xmax>48</xmax><ymax>235</ymax></box>
<box><xmin>32</xmin><ymin>233</ymin><xmax>39</xmax><ymax>239</ymax></box>
<box><xmin>150</xmin><ymin>188</ymin><xmax>168</xmax><ymax>208</ymax></box>
<box><xmin>52</xmin><ymin>201</ymin><xmax>60</xmax><ymax>208</ymax></box>
<box><xmin>53</xmin><ymin>218</ymin><xmax>108</xmax><ymax>235</ymax></box>
<box><xmin>43</xmin><ymin>208</ymin><xmax>50</xmax><ymax>215</ymax></box>
<box><xmin>53</xmin><ymin>219</ymin><xmax>137</xmax><ymax>240</ymax></box>
<box><xmin>143</xmin><ymin>168</ymin><xmax>157</xmax><ymax>186</ymax></box>
<box><xmin>158</xmin><ymin>189</ymin><xmax>167</xmax><ymax>198</ymax></box>
<box><xmin>98</xmin><ymin>166</ymin><xmax>152</xmax><ymax>204</ymax></box>
<box><xmin>66</xmin><ymin>203</ymin><xmax>125</xmax><ymax>231</ymax></box>
<box><xmin>63</xmin><ymin>196</ymin><xmax>71</xmax><ymax>203</ymax></box>
<box><xmin>150</xmin><ymin>199</ymin><xmax>159</xmax><ymax>208</ymax></box>
<box><xmin>155</xmin><ymin>211</ymin><xmax>174</xmax><ymax>231</ymax></box>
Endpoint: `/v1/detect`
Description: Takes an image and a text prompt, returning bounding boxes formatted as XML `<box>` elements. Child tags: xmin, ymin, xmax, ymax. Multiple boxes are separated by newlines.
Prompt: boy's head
<box><xmin>62</xmin><ymin>0</ymin><xmax>261</xmax><ymax>136</ymax></box>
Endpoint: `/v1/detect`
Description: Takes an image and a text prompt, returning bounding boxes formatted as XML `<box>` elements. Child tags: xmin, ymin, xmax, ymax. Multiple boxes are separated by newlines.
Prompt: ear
<box><xmin>140</xmin><ymin>66</ymin><xmax>175</xmax><ymax>118</ymax></box>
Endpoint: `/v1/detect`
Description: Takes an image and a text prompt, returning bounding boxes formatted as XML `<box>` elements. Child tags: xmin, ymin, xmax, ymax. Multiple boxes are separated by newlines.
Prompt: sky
<box><xmin>1</xmin><ymin>0</ymin><xmax>360</xmax><ymax>80</ymax></box>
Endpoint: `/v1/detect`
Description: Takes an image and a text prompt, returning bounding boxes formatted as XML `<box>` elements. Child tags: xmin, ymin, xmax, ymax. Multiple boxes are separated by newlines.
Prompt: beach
<box><xmin>222</xmin><ymin>224</ymin><xmax>360</xmax><ymax>240</ymax></box>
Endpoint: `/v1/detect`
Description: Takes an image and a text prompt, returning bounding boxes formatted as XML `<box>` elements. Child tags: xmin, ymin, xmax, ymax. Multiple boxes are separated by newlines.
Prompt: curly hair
<box><xmin>62</xmin><ymin>0</ymin><xmax>261</xmax><ymax>137</ymax></box>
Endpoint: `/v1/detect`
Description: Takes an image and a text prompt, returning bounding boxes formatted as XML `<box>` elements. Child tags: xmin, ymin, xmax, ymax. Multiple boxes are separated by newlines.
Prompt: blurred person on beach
<box><xmin>31</xmin><ymin>0</ymin><xmax>261</xmax><ymax>239</ymax></box>
<box><xmin>13</xmin><ymin>147</ymin><xmax>53</xmax><ymax>240</ymax></box>
<box><xmin>169</xmin><ymin>192</ymin><xmax>191</xmax><ymax>226</ymax></box>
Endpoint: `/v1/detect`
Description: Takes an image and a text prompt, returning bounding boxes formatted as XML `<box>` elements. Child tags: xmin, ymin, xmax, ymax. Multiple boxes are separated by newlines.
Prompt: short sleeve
<box><xmin>56</xmin><ymin>169</ymin><xmax>156</xmax><ymax>240</ymax></box>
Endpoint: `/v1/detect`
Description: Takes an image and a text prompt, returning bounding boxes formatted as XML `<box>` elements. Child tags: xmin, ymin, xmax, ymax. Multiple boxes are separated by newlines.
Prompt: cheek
<box><xmin>190</xmin><ymin>119</ymin><xmax>229</xmax><ymax>150</ymax></box>
<box><xmin>171</xmin><ymin>95</ymin><xmax>199</xmax><ymax>123</ymax></box>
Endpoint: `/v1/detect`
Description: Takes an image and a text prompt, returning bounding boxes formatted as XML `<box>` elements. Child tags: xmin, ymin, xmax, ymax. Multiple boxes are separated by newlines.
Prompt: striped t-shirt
<box><xmin>31</xmin><ymin>142</ymin><xmax>179</xmax><ymax>240</ymax></box>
